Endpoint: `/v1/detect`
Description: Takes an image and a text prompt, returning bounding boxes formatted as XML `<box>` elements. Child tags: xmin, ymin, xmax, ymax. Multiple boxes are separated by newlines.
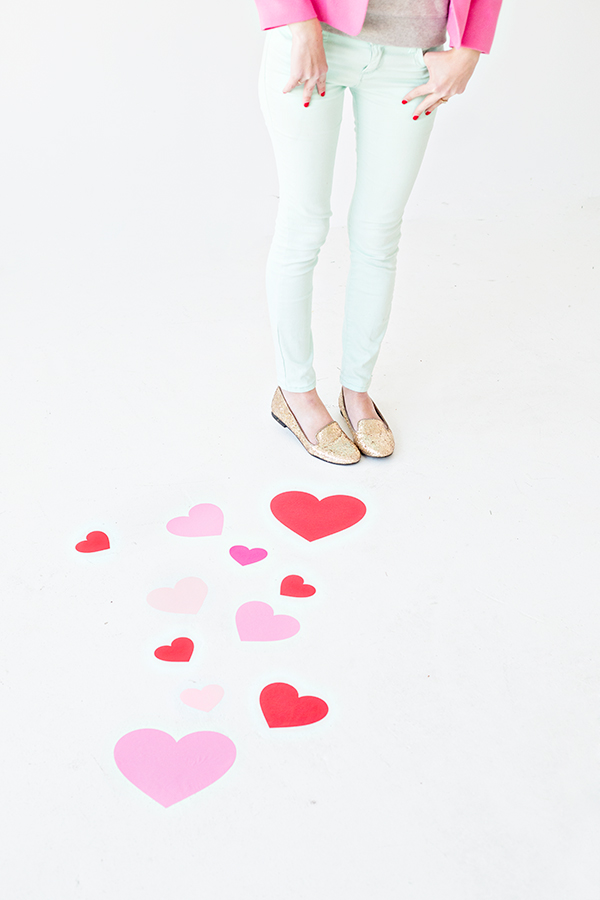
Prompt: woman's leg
<box><xmin>258</xmin><ymin>26</ymin><xmax>346</xmax><ymax>395</ymax></box>
<box><xmin>341</xmin><ymin>45</ymin><xmax>440</xmax><ymax>414</ymax></box>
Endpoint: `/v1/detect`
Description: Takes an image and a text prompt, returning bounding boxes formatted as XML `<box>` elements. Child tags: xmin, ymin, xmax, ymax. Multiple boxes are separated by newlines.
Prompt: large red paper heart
<box><xmin>270</xmin><ymin>492</ymin><xmax>366</xmax><ymax>542</ymax></box>
<box><xmin>280</xmin><ymin>575</ymin><xmax>316</xmax><ymax>597</ymax></box>
<box><xmin>75</xmin><ymin>531</ymin><xmax>110</xmax><ymax>553</ymax></box>
<box><xmin>260</xmin><ymin>682</ymin><xmax>329</xmax><ymax>728</ymax></box>
<box><xmin>154</xmin><ymin>637</ymin><xmax>194</xmax><ymax>662</ymax></box>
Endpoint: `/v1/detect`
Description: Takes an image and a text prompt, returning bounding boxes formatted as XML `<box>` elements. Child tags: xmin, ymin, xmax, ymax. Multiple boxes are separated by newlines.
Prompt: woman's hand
<box><xmin>282</xmin><ymin>17</ymin><xmax>328</xmax><ymax>107</ymax></box>
<box><xmin>403</xmin><ymin>46</ymin><xmax>481</xmax><ymax>118</ymax></box>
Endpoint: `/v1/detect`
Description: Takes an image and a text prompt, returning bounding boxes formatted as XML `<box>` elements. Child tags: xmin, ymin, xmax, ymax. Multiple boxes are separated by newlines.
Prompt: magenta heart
<box><xmin>166</xmin><ymin>503</ymin><xmax>224</xmax><ymax>537</ymax></box>
<box><xmin>114</xmin><ymin>729</ymin><xmax>236</xmax><ymax>807</ymax></box>
<box><xmin>229</xmin><ymin>545</ymin><xmax>268</xmax><ymax>566</ymax></box>
<box><xmin>235</xmin><ymin>601</ymin><xmax>300</xmax><ymax>641</ymax></box>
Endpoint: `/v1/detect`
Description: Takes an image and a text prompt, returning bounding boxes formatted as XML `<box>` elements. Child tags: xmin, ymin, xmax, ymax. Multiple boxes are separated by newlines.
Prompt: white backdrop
<box><xmin>2</xmin><ymin>4</ymin><xmax>600</xmax><ymax>899</ymax></box>
<box><xmin>1</xmin><ymin>0</ymin><xmax>599</xmax><ymax>281</ymax></box>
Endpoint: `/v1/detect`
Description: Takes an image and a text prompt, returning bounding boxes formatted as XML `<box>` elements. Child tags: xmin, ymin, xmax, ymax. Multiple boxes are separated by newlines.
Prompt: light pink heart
<box><xmin>114</xmin><ymin>729</ymin><xmax>236</xmax><ymax>807</ymax></box>
<box><xmin>229</xmin><ymin>545</ymin><xmax>268</xmax><ymax>566</ymax></box>
<box><xmin>167</xmin><ymin>503</ymin><xmax>224</xmax><ymax>537</ymax></box>
<box><xmin>180</xmin><ymin>685</ymin><xmax>225</xmax><ymax>711</ymax></box>
<box><xmin>236</xmin><ymin>601</ymin><xmax>300</xmax><ymax>641</ymax></box>
<box><xmin>146</xmin><ymin>577</ymin><xmax>208</xmax><ymax>614</ymax></box>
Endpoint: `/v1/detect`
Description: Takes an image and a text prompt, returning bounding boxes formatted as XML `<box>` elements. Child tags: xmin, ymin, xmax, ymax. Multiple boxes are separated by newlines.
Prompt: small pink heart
<box><xmin>236</xmin><ymin>601</ymin><xmax>300</xmax><ymax>641</ymax></box>
<box><xmin>146</xmin><ymin>577</ymin><xmax>208</xmax><ymax>614</ymax></box>
<box><xmin>180</xmin><ymin>685</ymin><xmax>225</xmax><ymax>711</ymax></box>
<box><xmin>166</xmin><ymin>503</ymin><xmax>224</xmax><ymax>537</ymax></box>
<box><xmin>114</xmin><ymin>729</ymin><xmax>236</xmax><ymax>807</ymax></box>
<box><xmin>229</xmin><ymin>545</ymin><xmax>268</xmax><ymax>566</ymax></box>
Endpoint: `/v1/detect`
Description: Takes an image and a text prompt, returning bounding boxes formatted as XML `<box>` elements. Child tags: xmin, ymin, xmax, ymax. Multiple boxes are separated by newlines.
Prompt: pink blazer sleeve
<box><xmin>451</xmin><ymin>0</ymin><xmax>504</xmax><ymax>53</ymax></box>
<box><xmin>254</xmin><ymin>0</ymin><xmax>318</xmax><ymax>31</ymax></box>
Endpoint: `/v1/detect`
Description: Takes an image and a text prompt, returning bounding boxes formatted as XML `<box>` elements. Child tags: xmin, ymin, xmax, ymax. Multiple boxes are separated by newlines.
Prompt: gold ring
<box><xmin>440</xmin><ymin>97</ymin><xmax>449</xmax><ymax>102</ymax></box>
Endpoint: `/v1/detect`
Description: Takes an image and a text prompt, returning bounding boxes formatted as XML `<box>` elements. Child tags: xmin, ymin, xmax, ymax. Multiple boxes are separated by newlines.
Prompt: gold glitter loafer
<box><xmin>338</xmin><ymin>388</ymin><xmax>395</xmax><ymax>458</ymax></box>
<box><xmin>271</xmin><ymin>387</ymin><xmax>361</xmax><ymax>465</ymax></box>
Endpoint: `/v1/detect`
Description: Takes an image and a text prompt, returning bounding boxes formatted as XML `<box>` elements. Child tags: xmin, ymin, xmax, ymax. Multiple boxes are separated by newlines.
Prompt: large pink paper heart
<box><xmin>229</xmin><ymin>545</ymin><xmax>268</xmax><ymax>566</ymax></box>
<box><xmin>166</xmin><ymin>503</ymin><xmax>224</xmax><ymax>537</ymax></box>
<box><xmin>180</xmin><ymin>685</ymin><xmax>224</xmax><ymax>711</ymax></box>
<box><xmin>114</xmin><ymin>729</ymin><xmax>236</xmax><ymax>807</ymax></box>
<box><xmin>236</xmin><ymin>601</ymin><xmax>300</xmax><ymax>641</ymax></box>
<box><xmin>146</xmin><ymin>577</ymin><xmax>208</xmax><ymax>614</ymax></box>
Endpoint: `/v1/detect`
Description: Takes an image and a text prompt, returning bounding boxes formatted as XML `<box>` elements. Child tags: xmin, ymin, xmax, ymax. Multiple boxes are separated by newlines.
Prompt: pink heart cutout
<box><xmin>114</xmin><ymin>729</ymin><xmax>236</xmax><ymax>807</ymax></box>
<box><xmin>236</xmin><ymin>601</ymin><xmax>300</xmax><ymax>641</ymax></box>
<box><xmin>146</xmin><ymin>577</ymin><xmax>208</xmax><ymax>614</ymax></box>
<box><xmin>229</xmin><ymin>545</ymin><xmax>268</xmax><ymax>566</ymax></box>
<box><xmin>180</xmin><ymin>685</ymin><xmax>225</xmax><ymax>711</ymax></box>
<box><xmin>166</xmin><ymin>504</ymin><xmax>224</xmax><ymax>537</ymax></box>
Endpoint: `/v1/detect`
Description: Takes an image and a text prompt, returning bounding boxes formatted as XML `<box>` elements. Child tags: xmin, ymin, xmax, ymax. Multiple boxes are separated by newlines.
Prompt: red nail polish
<box><xmin>402</xmin><ymin>100</ymin><xmax>408</xmax><ymax>104</ymax></box>
<box><xmin>413</xmin><ymin>115</ymin><xmax>419</xmax><ymax>120</ymax></box>
<box><xmin>321</xmin><ymin>92</ymin><xmax>325</xmax><ymax>97</ymax></box>
<box><xmin>425</xmin><ymin>110</ymin><xmax>431</xmax><ymax>115</ymax></box>
<box><xmin>304</xmin><ymin>102</ymin><xmax>309</xmax><ymax>107</ymax></box>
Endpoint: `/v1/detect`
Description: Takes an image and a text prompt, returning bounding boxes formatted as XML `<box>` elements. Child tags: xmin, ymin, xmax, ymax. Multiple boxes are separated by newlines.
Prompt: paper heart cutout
<box><xmin>229</xmin><ymin>545</ymin><xmax>268</xmax><ymax>566</ymax></box>
<box><xmin>280</xmin><ymin>574</ymin><xmax>316</xmax><ymax>597</ymax></box>
<box><xmin>114</xmin><ymin>729</ymin><xmax>236</xmax><ymax>807</ymax></box>
<box><xmin>270</xmin><ymin>492</ymin><xmax>366</xmax><ymax>542</ymax></box>
<box><xmin>166</xmin><ymin>503</ymin><xmax>224</xmax><ymax>537</ymax></box>
<box><xmin>260</xmin><ymin>683</ymin><xmax>329</xmax><ymax>728</ymax></box>
<box><xmin>75</xmin><ymin>531</ymin><xmax>110</xmax><ymax>553</ymax></box>
<box><xmin>236</xmin><ymin>602</ymin><xmax>300</xmax><ymax>641</ymax></box>
<box><xmin>180</xmin><ymin>685</ymin><xmax>224</xmax><ymax>711</ymax></box>
<box><xmin>147</xmin><ymin>577</ymin><xmax>208</xmax><ymax>614</ymax></box>
<box><xmin>154</xmin><ymin>637</ymin><xmax>194</xmax><ymax>662</ymax></box>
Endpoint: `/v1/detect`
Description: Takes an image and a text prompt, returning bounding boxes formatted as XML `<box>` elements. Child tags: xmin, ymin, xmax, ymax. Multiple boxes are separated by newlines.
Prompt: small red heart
<box><xmin>75</xmin><ymin>531</ymin><xmax>110</xmax><ymax>553</ymax></box>
<box><xmin>280</xmin><ymin>575</ymin><xmax>316</xmax><ymax>597</ymax></box>
<box><xmin>270</xmin><ymin>492</ymin><xmax>366</xmax><ymax>542</ymax></box>
<box><xmin>260</xmin><ymin>682</ymin><xmax>328</xmax><ymax>728</ymax></box>
<box><xmin>154</xmin><ymin>637</ymin><xmax>194</xmax><ymax>662</ymax></box>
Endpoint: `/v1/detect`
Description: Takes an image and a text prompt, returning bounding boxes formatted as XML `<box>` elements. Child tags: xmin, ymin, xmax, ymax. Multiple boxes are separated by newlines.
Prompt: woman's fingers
<box><xmin>303</xmin><ymin>76</ymin><xmax>318</xmax><ymax>106</ymax></box>
<box><xmin>424</xmin><ymin>98</ymin><xmax>446</xmax><ymax>116</ymax></box>
<box><xmin>401</xmin><ymin>82</ymin><xmax>439</xmax><ymax>119</ymax></box>
<box><xmin>401</xmin><ymin>82</ymin><xmax>431</xmax><ymax>106</ymax></box>
<box><xmin>282</xmin><ymin>26</ymin><xmax>328</xmax><ymax>106</ymax></box>
<box><xmin>402</xmin><ymin>46</ymin><xmax>481</xmax><ymax>118</ymax></box>
<box><xmin>282</xmin><ymin>72</ymin><xmax>328</xmax><ymax>105</ymax></box>
<box><xmin>413</xmin><ymin>92</ymin><xmax>450</xmax><ymax>118</ymax></box>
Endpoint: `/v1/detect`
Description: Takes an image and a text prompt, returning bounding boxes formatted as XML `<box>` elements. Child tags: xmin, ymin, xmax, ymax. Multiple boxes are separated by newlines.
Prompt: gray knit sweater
<box><xmin>321</xmin><ymin>0</ymin><xmax>449</xmax><ymax>49</ymax></box>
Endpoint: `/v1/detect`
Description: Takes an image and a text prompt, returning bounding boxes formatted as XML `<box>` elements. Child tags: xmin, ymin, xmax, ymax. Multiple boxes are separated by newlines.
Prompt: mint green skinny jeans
<box><xmin>258</xmin><ymin>25</ymin><xmax>443</xmax><ymax>392</ymax></box>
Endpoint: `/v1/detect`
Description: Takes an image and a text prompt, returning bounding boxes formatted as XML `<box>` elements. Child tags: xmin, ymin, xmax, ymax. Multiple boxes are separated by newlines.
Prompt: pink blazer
<box><xmin>253</xmin><ymin>0</ymin><xmax>503</xmax><ymax>53</ymax></box>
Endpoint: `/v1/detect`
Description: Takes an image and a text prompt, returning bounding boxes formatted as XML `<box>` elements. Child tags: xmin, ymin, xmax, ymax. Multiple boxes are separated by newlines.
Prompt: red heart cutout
<box><xmin>154</xmin><ymin>637</ymin><xmax>194</xmax><ymax>662</ymax></box>
<box><xmin>260</xmin><ymin>682</ymin><xmax>328</xmax><ymax>728</ymax></box>
<box><xmin>75</xmin><ymin>531</ymin><xmax>110</xmax><ymax>553</ymax></box>
<box><xmin>270</xmin><ymin>492</ymin><xmax>366</xmax><ymax>542</ymax></box>
<box><xmin>280</xmin><ymin>575</ymin><xmax>316</xmax><ymax>597</ymax></box>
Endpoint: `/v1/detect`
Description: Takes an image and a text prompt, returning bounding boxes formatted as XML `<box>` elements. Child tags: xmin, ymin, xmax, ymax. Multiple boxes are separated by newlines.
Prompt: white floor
<box><xmin>2</xmin><ymin>3</ymin><xmax>600</xmax><ymax>897</ymax></box>
<box><xmin>3</xmin><ymin>204</ymin><xmax>600</xmax><ymax>898</ymax></box>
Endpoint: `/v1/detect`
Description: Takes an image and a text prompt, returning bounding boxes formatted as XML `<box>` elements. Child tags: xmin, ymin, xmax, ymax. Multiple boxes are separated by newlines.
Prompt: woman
<box><xmin>255</xmin><ymin>0</ymin><xmax>503</xmax><ymax>464</ymax></box>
